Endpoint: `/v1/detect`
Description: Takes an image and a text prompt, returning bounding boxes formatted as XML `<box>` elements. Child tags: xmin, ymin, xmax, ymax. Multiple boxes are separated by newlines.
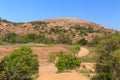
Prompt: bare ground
<box><xmin>39</xmin><ymin>72</ymin><xmax>89</xmax><ymax>80</ymax></box>
<box><xmin>37</xmin><ymin>46</ymin><xmax>90</xmax><ymax>80</ymax></box>
<box><xmin>0</xmin><ymin>45</ymin><xmax>90</xmax><ymax>80</ymax></box>
<box><xmin>78</xmin><ymin>47</ymin><xmax>89</xmax><ymax>57</ymax></box>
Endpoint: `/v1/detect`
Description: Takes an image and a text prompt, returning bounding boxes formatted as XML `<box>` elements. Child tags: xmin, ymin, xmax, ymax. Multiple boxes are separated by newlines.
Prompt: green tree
<box><xmin>35</xmin><ymin>34</ymin><xmax>46</xmax><ymax>43</ymax></box>
<box><xmin>56</xmin><ymin>34</ymin><xmax>72</xmax><ymax>44</ymax></box>
<box><xmin>25</xmin><ymin>33</ymin><xmax>38</xmax><ymax>42</ymax></box>
<box><xmin>0</xmin><ymin>47</ymin><xmax>39</xmax><ymax>80</ymax></box>
<box><xmin>92</xmin><ymin>34</ymin><xmax>120</xmax><ymax>80</ymax></box>
<box><xmin>77</xmin><ymin>38</ymin><xmax>88</xmax><ymax>45</ymax></box>
<box><xmin>2</xmin><ymin>33</ymin><xmax>18</xmax><ymax>43</ymax></box>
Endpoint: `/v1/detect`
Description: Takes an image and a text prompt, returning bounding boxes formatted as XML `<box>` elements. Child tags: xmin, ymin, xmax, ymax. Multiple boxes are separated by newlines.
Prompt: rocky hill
<box><xmin>0</xmin><ymin>18</ymin><xmax>117</xmax><ymax>44</ymax></box>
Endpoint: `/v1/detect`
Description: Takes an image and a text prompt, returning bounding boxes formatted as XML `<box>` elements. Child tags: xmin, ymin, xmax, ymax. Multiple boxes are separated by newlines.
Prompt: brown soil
<box><xmin>0</xmin><ymin>45</ymin><xmax>90</xmax><ymax>80</ymax></box>
<box><xmin>39</xmin><ymin>72</ymin><xmax>89</xmax><ymax>80</ymax></box>
<box><xmin>37</xmin><ymin>46</ymin><xmax>90</xmax><ymax>80</ymax></box>
<box><xmin>78</xmin><ymin>47</ymin><xmax>89</xmax><ymax>57</ymax></box>
<box><xmin>0</xmin><ymin>47</ymin><xmax>14</xmax><ymax>59</ymax></box>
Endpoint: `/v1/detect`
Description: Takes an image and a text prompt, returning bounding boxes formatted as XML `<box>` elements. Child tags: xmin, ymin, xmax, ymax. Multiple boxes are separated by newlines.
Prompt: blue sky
<box><xmin>0</xmin><ymin>0</ymin><xmax>120</xmax><ymax>30</ymax></box>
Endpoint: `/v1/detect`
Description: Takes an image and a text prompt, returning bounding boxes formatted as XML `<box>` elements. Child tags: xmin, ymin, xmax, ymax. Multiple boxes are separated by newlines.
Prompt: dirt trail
<box><xmin>38</xmin><ymin>62</ymin><xmax>90</xmax><ymax>80</ymax></box>
<box><xmin>0</xmin><ymin>46</ymin><xmax>90</xmax><ymax>80</ymax></box>
<box><xmin>37</xmin><ymin>47</ymin><xmax>90</xmax><ymax>80</ymax></box>
<box><xmin>39</xmin><ymin>62</ymin><xmax>57</xmax><ymax>74</ymax></box>
<box><xmin>38</xmin><ymin>72</ymin><xmax>89</xmax><ymax>80</ymax></box>
<box><xmin>78</xmin><ymin>47</ymin><xmax>89</xmax><ymax>57</ymax></box>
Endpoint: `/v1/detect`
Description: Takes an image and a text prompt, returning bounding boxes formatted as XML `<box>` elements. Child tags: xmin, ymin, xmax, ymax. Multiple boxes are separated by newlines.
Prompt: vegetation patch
<box><xmin>92</xmin><ymin>34</ymin><xmax>120</xmax><ymax>80</ymax></box>
<box><xmin>0</xmin><ymin>47</ymin><xmax>39</xmax><ymax>80</ymax></box>
<box><xmin>48</xmin><ymin>45</ymin><xmax>81</xmax><ymax>72</ymax></box>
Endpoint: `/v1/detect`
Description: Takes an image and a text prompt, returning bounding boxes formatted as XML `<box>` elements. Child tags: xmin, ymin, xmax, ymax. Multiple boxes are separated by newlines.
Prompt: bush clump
<box><xmin>0</xmin><ymin>47</ymin><xmax>39</xmax><ymax>80</ymax></box>
<box><xmin>56</xmin><ymin>54</ymin><xmax>81</xmax><ymax>72</ymax></box>
<box><xmin>56</xmin><ymin>34</ymin><xmax>72</xmax><ymax>44</ymax></box>
<box><xmin>1</xmin><ymin>33</ymin><xmax>55</xmax><ymax>44</ymax></box>
<box><xmin>48</xmin><ymin>45</ymin><xmax>81</xmax><ymax>72</ymax></box>
<box><xmin>76</xmin><ymin>38</ymin><xmax>88</xmax><ymax>45</ymax></box>
<box><xmin>92</xmin><ymin>34</ymin><xmax>120</xmax><ymax>80</ymax></box>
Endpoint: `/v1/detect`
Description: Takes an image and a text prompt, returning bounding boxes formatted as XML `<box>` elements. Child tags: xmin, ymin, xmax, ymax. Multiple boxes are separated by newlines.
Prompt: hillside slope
<box><xmin>0</xmin><ymin>18</ymin><xmax>117</xmax><ymax>43</ymax></box>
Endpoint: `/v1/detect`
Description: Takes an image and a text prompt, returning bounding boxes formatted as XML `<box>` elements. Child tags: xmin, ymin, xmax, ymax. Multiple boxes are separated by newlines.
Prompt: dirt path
<box><xmin>37</xmin><ymin>47</ymin><xmax>90</xmax><ymax>80</ymax></box>
<box><xmin>38</xmin><ymin>72</ymin><xmax>89</xmax><ymax>80</ymax></box>
<box><xmin>77</xmin><ymin>47</ymin><xmax>89</xmax><ymax>57</ymax></box>
<box><xmin>0</xmin><ymin>46</ymin><xmax>90</xmax><ymax>80</ymax></box>
<box><xmin>39</xmin><ymin>62</ymin><xmax>57</xmax><ymax>74</ymax></box>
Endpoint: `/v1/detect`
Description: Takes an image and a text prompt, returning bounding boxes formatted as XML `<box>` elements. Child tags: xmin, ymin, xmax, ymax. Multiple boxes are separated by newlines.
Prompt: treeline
<box><xmin>0</xmin><ymin>33</ymin><xmax>90</xmax><ymax>45</ymax></box>
<box><xmin>0</xmin><ymin>33</ymin><xmax>55</xmax><ymax>44</ymax></box>
<box><xmin>0</xmin><ymin>31</ymin><xmax>104</xmax><ymax>46</ymax></box>
<box><xmin>0</xmin><ymin>33</ymin><xmax>74</xmax><ymax>44</ymax></box>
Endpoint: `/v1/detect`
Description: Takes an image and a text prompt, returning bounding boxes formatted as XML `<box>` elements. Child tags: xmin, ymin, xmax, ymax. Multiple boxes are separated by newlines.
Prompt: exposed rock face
<box><xmin>43</xmin><ymin>18</ymin><xmax>98</xmax><ymax>26</ymax></box>
<box><xmin>0</xmin><ymin>18</ymin><xmax>117</xmax><ymax>43</ymax></box>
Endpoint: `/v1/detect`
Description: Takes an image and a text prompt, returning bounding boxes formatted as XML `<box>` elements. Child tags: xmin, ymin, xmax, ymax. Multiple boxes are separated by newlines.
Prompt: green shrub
<box><xmin>48</xmin><ymin>46</ymin><xmax>81</xmax><ymax>72</ymax></box>
<box><xmin>56</xmin><ymin>34</ymin><xmax>72</xmax><ymax>44</ymax></box>
<box><xmin>48</xmin><ymin>51</ymin><xmax>65</xmax><ymax>63</ymax></box>
<box><xmin>0</xmin><ymin>33</ymin><xmax>55</xmax><ymax>44</ymax></box>
<box><xmin>56</xmin><ymin>54</ymin><xmax>81</xmax><ymax>72</ymax></box>
<box><xmin>25</xmin><ymin>33</ymin><xmax>38</xmax><ymax>42</ymax></box>
<box><xmin>2</xmin><ymin>33</ymin><xmax>18</xmax><ymax>43</ymax></box>
<box><xmin>70</xmin><ymin>45</ymin><xmax>80</xmax><ymax>57</ymax></box>
<box><xmin>48</xmin><ymin>52</ymin><xmax>58</xmax><ymax>63</ymax></box>
<box><xmin>42</xmin><ymin>37</ymin><xmax>55</xmax><ymax>44</ymax></box>
<box><xmin>77</xmin><ymin>38</ymin><xmax>88</xmax><ymax>45</ymax></box>
<box><xmin>0</xmin><ymin>47</ymin><xmax>39</xmax><ymax>80</ymax></box>
<box><xmin>92</xmin><ymin>34</ymin><xmax>120</xmax><ymax>80</ymax></box>
<box><xmin>34</xmin><ymin>34</ymin><xmax>45</xmax><ymax>43</ymax></box>
<box><xmin>88</xmin><ymin>36</ymin><xmax>100</xmax><ymax>46</ymax></box>
<box><xmin>48</xmin><ymin>49</ymin><xmax>81</xmax><ymax>73</ymax></box>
